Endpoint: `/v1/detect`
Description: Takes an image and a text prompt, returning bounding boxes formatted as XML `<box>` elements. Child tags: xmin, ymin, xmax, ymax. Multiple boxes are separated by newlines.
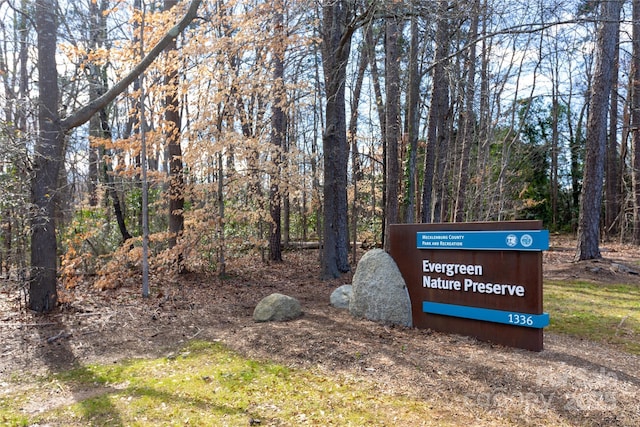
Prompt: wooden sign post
<box><xmin>389</xmin><ymin>221</ymin><xmax>549</xmax><ymax>351</ymax></box>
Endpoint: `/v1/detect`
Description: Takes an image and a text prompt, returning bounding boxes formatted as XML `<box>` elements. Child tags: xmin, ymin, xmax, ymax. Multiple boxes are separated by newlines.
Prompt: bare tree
<box><xmin>164</xmin><ymin>0</ymin><xmax>186</xmax><ymax>272</ymax></box>
<box><xmin>421</xmin><ymin>1</ymin><xmax>451</xmax><ymax>223</ymax></box>
<box><xmin>403</xmin><ymin>6</ymin><xmax>420</xmax><ymax>224</ymax></box>
<box><xmin>575</xmin><ymin>0</ymin><xmax>623</xmax><ymax>260</ymax></box>
<box><xmin>319</xmin><ymin>0</ymin><xmax>358</xmax><ymax>277</ymax></box>
<box><xmin>383</xmin><ymin>5</ymin><xmax>401</xmax><ymax>249</ymax></box>
<box><xmin>605</xmin><ymin>19</ymin><xmax>621</xmax><ymax>238</ymax></box>
<box><xmin>631</xmin><ymin>0</ymin><xmax>640</xmax><ymax>245</ymax></box>
<box><xmin>348</xmin><ymin>30</ymin><xmax>369</xmax><ymax>261</ymax></box>
<box><xmin>269</xmin><ymin>0</ymin><xmax>285</xmax><ymax>262</ymax></box>
<box><xmin>453</xmin><ymin>0</ymin><xmax>480</xmax><ymax>223</ymax></box>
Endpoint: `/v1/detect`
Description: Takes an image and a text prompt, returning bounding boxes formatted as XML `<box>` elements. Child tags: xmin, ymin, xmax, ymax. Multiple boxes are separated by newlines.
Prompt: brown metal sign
<box><xmin>389</xmin><ymin>221</ymin><xmax>548</xmax><ymax>351</ymax></box>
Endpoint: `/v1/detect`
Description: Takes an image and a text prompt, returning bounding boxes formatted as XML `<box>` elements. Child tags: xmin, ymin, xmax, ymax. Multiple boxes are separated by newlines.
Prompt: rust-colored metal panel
<box><xmin>389</xmin><ymin>221</ymin><xmax>545</xmax><ymax>351</ymax></box>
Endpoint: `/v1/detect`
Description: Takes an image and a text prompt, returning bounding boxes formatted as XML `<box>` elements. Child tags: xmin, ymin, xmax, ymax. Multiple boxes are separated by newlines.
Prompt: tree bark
<box><xmin>164</xmin><ymin>0</ymin><xmax>186</xmax><ymax>272</ymax></box>
<box><xmin>454</xmin><ymin>1</ymin><xmax>479</xmax><ymax>223</ymax></box>
<box><xmin>365</xmin><ymin>26</ymin><xmax>386</xmax><ymax>148</ymax></box>
<box><xmin>348</xmin><ymin>32</ymin><xmax>368</xmax><ymax>262</ymax></box>
<box><xmin>631</xmin><ymin>0</ymin><xmax>640</xmax><ymax>244</ymax></box>
<box><xmin>87</xmin><ymin>0</ymin><xmax>103</xmax><ymax>207</ymax></box>
<box><xmin>575</xmin><ymin>0</ymin><xmax>623</xmax><ymax>260</ymax></box>
<box><xmin>383</xmin><ymin>9</ymin><xmax>400</xmax><ymax>250</ymax></box>
<box><xmin>404</xmin><ymin>10</ymin><xmax>420</xmax><ymax>224</ymax></box>
<box><xmin>421</xmin><ymin>2</ymin><xmax>450</xmax><ymax>223</ymax></box>
<box><xmin>269</xmin><ymin>0</ymin><xmax>285</xmax><ymax>262</ymax></box>
<box><xmin>605</xmin><ymin>26</ymin><xmax>621</xmax><ymax>238</ymax></box>
<box><xmin>320</xmin><ymin>0</ymin><xmax>354</xmax><ymax>278</ymax></box>
<box><xmin>551</xmin><ymin>76</ymin><xmax>559</xmax><ymax>229</ymax></box>
<box><xmin>31</xmin><ymin>0</ymin><xmax>64</xmax><ymax>312</ymax></box>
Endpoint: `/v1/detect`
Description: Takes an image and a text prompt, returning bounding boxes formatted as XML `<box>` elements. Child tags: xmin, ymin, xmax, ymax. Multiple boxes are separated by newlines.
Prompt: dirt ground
<box><xmin>1</xmin><ymin>236</ymin><xmax>640</xmax><ymax>426</ymax></box>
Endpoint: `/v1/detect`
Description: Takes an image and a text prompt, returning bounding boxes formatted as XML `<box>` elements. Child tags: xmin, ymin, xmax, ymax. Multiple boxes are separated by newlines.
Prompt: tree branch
<box><xmin>60</xmin><ymin>0</ymin><xmax>202</xmax><ymax>131</ymax></box>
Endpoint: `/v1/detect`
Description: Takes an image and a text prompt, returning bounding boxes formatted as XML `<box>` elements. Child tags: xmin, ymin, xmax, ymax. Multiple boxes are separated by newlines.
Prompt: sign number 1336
<box><xmin>508</xmin><ymin>313</ymin><xmax>534</xmax><ymax>326</ymax></box>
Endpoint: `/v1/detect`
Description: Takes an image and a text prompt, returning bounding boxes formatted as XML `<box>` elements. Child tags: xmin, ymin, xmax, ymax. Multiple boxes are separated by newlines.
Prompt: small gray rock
<box><xmin>330</xmin><ymin>285</ymin><xmax>352</xmax><ymax>309</ymax></box>
<box><xmin>253</xmin><ymin>293</ymin><xmax>302</xmax><ymax>322</ymax></box>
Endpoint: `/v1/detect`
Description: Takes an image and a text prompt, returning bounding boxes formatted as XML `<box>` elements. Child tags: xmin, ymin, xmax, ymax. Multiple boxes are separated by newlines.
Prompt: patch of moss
<box><xmin>23</xmin><ymin>341</ymin><xmax>450</xmax><ymax>426</ymax></box>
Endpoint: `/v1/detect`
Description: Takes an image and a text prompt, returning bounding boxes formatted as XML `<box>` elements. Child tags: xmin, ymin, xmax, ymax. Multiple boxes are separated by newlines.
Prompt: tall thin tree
<box><xmin>164</xmin><ymin>0</ymin><xmax>186</xmax><ymax>272</ymax></box>
<box><xmin>383</xmin><ymin>6</ymin><xmax>401</xmax><ymax>249</ymax></box>
<box><xmin>421</xmin><ymin>1</ymin><xmax>450</xmax><ymax>223</ymax></box>
<box><xmin>269</xmin><ymin>0</ymin><xmax>285</xmax><ymax>262</ymax></box>
<box><xmin>348</xmin><ymin>33</ymin><xmax>368</xmax><ymax>262</ymax></box>
<box><xmin>320</xmin><ymin>0</ymin><xmax>355</xmax><ymax>277</ymax></box>
<box><xmin>631</xmin><ymin>0</ymin><xmax>640</xmax><ymax>244</ymax></box>
<box><xmin>404</xmin><ymin>8</ymin><xmax>420</xmax><ymax>224</ymax></box>
<box><xmin>605</xmin><ymin>19</ymin><xmax>621</xmax><ymax>238</ymax></box>
<box><xmin>454</xmin><ymin>0</ymin><xmax>479</xmax><ymax>223</ymax></box>
<box><xmin>575</xmin><ymin>0</ymin><xmax>623</xmax><ymax>260</ymax></box>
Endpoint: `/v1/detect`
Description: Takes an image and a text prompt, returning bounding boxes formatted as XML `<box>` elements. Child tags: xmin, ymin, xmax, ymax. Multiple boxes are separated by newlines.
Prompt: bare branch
<box><xmin>60</xmin><ymin>0</ymin><xmax>202</xmax><ymax>131</ymax></box>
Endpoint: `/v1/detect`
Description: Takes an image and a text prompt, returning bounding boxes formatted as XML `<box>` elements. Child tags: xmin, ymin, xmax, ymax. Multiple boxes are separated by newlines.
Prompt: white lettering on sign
<box><xmin>421</xmin><ymin>259</ymin><xmax>525</xmax><ymax>297</ymax></box>
<box><xmin>463</xmin><ymin>278</ymin><xmax>525</xmax><ymax>297</ymax></box>
<box><xmin>423</xmin><ymin>276</ymin><xmax>462</xmax><ymax>290</ymax></box>
<box><xmin>419</xmin><ymin>234</ymin><xmax>466</xmax><ymax>247</ymax></box>
<box><xmin>422</xmin><ymin>260</ymin><xmax>483</xmax><ymax>277</ymax></box>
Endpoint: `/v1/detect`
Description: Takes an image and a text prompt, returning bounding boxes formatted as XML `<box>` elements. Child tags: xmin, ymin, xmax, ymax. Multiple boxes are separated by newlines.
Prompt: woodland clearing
<box><xmin>1</xmin><ymin>236</ymin><xmax>639</xmax><ymax>426</ymax></box>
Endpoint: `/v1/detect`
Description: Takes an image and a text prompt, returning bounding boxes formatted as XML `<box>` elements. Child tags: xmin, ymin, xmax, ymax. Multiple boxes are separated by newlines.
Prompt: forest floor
<box><xmin>1</xmin><ymin>235</ymin><xmax>640</xmax><ymax>426</ymax></box>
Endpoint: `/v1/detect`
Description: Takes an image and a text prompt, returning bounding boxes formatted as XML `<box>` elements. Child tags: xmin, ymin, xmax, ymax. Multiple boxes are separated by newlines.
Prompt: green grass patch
<box><xmin>2</xmin><ymin>341</ymin><xmax>455</xmax><ymax>426</ymax></box>
<box><xmin>0</xmin><ymin>382</ymin><xmax>36</xmax><ymax>427</ymax></box>
<box><xmin>0</xmin><ymin>400</ymin><xmax>30</xmax><ymax>427</ymax></box>
<box><xmin>545</xmin><ymin>280</ymin><xmax>640</xmax><ymax>354</ymax></box>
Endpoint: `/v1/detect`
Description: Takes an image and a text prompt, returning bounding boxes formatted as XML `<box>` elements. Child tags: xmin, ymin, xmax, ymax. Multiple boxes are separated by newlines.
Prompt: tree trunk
<box><xmin>384</xmin><ymin>9</ymin><xmax>400</xmax><ymax>250</ymax></box>
<box><xmin>269</xmin><ymin>0</ymin><xmax>285</xmax><ymax>262</ymax></box>
<box><xmin>421</xmin><ymin>3</ymin><xmax>450</xmax><ymax>223</ymax></box>
<box><xmin>570</xmin><ymin>102</ymin><xmax>587</xmax><ymax>222</ymax></box>
<box><xmin>100</xmin><ymin>148</ymin><xmax>133</xmax><ymax>242</ymax></box>
<box><xmin>87</xmin><ymin>0</ymin><xmax>103</xmax><ymax>207</ymax></box>
<box><xmin>472</xmin><ymin>1</ymin><xmax>491</xmax><ymax>221</ymax></box>
<box><xmin>217</xmin><ymin>152</ymin><xmax>226</xmax><ymax>277</ymax></box>
<box><xmin>454</xmin><ymin>1</ymin><xmax>479</xmax><ymax>223</ymax></box>
<box><xmin>551</xmin><ymin>84</ymin><xmax>559</xmax><ymax>229</ymax></box>
<box><xmin>364</xmin><ymin>24</ymin><xmax>386</xmax><ymax>242</ymax></box>
<box><xmin>550</xmin><ymin>34</ymin><xmax>561</xmax><ymax>230</ymax></box>
<box><xmin>365</xmin><ymin>26</ymin><xmax>386</xmax><ymax>148</ymax></box>
<box><xmin>320</xmin><ymin>0</ymin><xmax>353</xmax><ymax>278</ymax></box>
<box><xmin>605</xmin><ymin>26</ymin><xmax>621</xmax><ymax>238</ymax></box>
<box><xmin>575</xmin><ymin>0</ymin><xmax>623</xmax><ymax>260</ymax></box>
<box><xmin>631</xmin><ymin>0</ymin><xmax>640</xmax><ymax>244</ymax></box>
<box><xmin>404</xmin><ymin>11</ymin><xmax>420</xmax><ymax>224</ymax></box>
<box><xmin>348</xmin><ymin>34</ymin><xmax>368</xmax><ymax>262</ymax></box>
<box><xmin>164</xmin><ymin>0</ymin><xmax>186</xmax><ymax>272</ymax></box>
<box><xmin>31</xmin><ymin>0</ymin><xmax>63</xmax><ymax>312</ymax></box>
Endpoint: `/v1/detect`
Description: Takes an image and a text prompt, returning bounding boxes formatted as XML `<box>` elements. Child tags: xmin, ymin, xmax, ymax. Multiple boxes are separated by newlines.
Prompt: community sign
<box><xmin>389</xmin><ymin>221</ymin><xmax>549</xmax><ymax>351</ymax></box>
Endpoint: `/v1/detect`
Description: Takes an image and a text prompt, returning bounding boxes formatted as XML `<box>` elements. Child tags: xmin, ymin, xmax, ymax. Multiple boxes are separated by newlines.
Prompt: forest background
<box><xmin>0</xmin><ymin>0</ymin><xmax>637</xmax><ymax>312</ymax></box>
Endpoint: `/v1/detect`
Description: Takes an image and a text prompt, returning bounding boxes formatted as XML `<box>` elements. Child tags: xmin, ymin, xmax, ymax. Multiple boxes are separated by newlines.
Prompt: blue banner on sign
<box><xmin>416</xmin><ymin>230</ymin><xmax>549</xmax><ymax>251</ymax></box>
<box><xmin>422</xmin><ymin>301</ymin><xmax>550</xmax><ymax>328</ymax></box>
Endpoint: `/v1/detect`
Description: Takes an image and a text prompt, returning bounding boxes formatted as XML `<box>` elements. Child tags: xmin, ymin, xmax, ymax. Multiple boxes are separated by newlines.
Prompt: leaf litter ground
<box><xmin>1</xmin><ymin>236</ymin><xmax>640</xmax><ymax>426</ymax></box>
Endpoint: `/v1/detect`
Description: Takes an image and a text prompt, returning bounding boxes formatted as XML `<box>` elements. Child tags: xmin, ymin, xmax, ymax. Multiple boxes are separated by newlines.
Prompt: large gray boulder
<box><xmin>253</xmin><ymin>293</ymin><xmax>302</xmax><ymax>322</ymax></box>
<box><xmin>349</xmin><ymin>249</ymin><xmax>412</xmax><ymax>327</ymax></box>
<box><xmin>330</xmin><ymin>284</ymin><xmax>352</xmax><ymax>309</ymax></box>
